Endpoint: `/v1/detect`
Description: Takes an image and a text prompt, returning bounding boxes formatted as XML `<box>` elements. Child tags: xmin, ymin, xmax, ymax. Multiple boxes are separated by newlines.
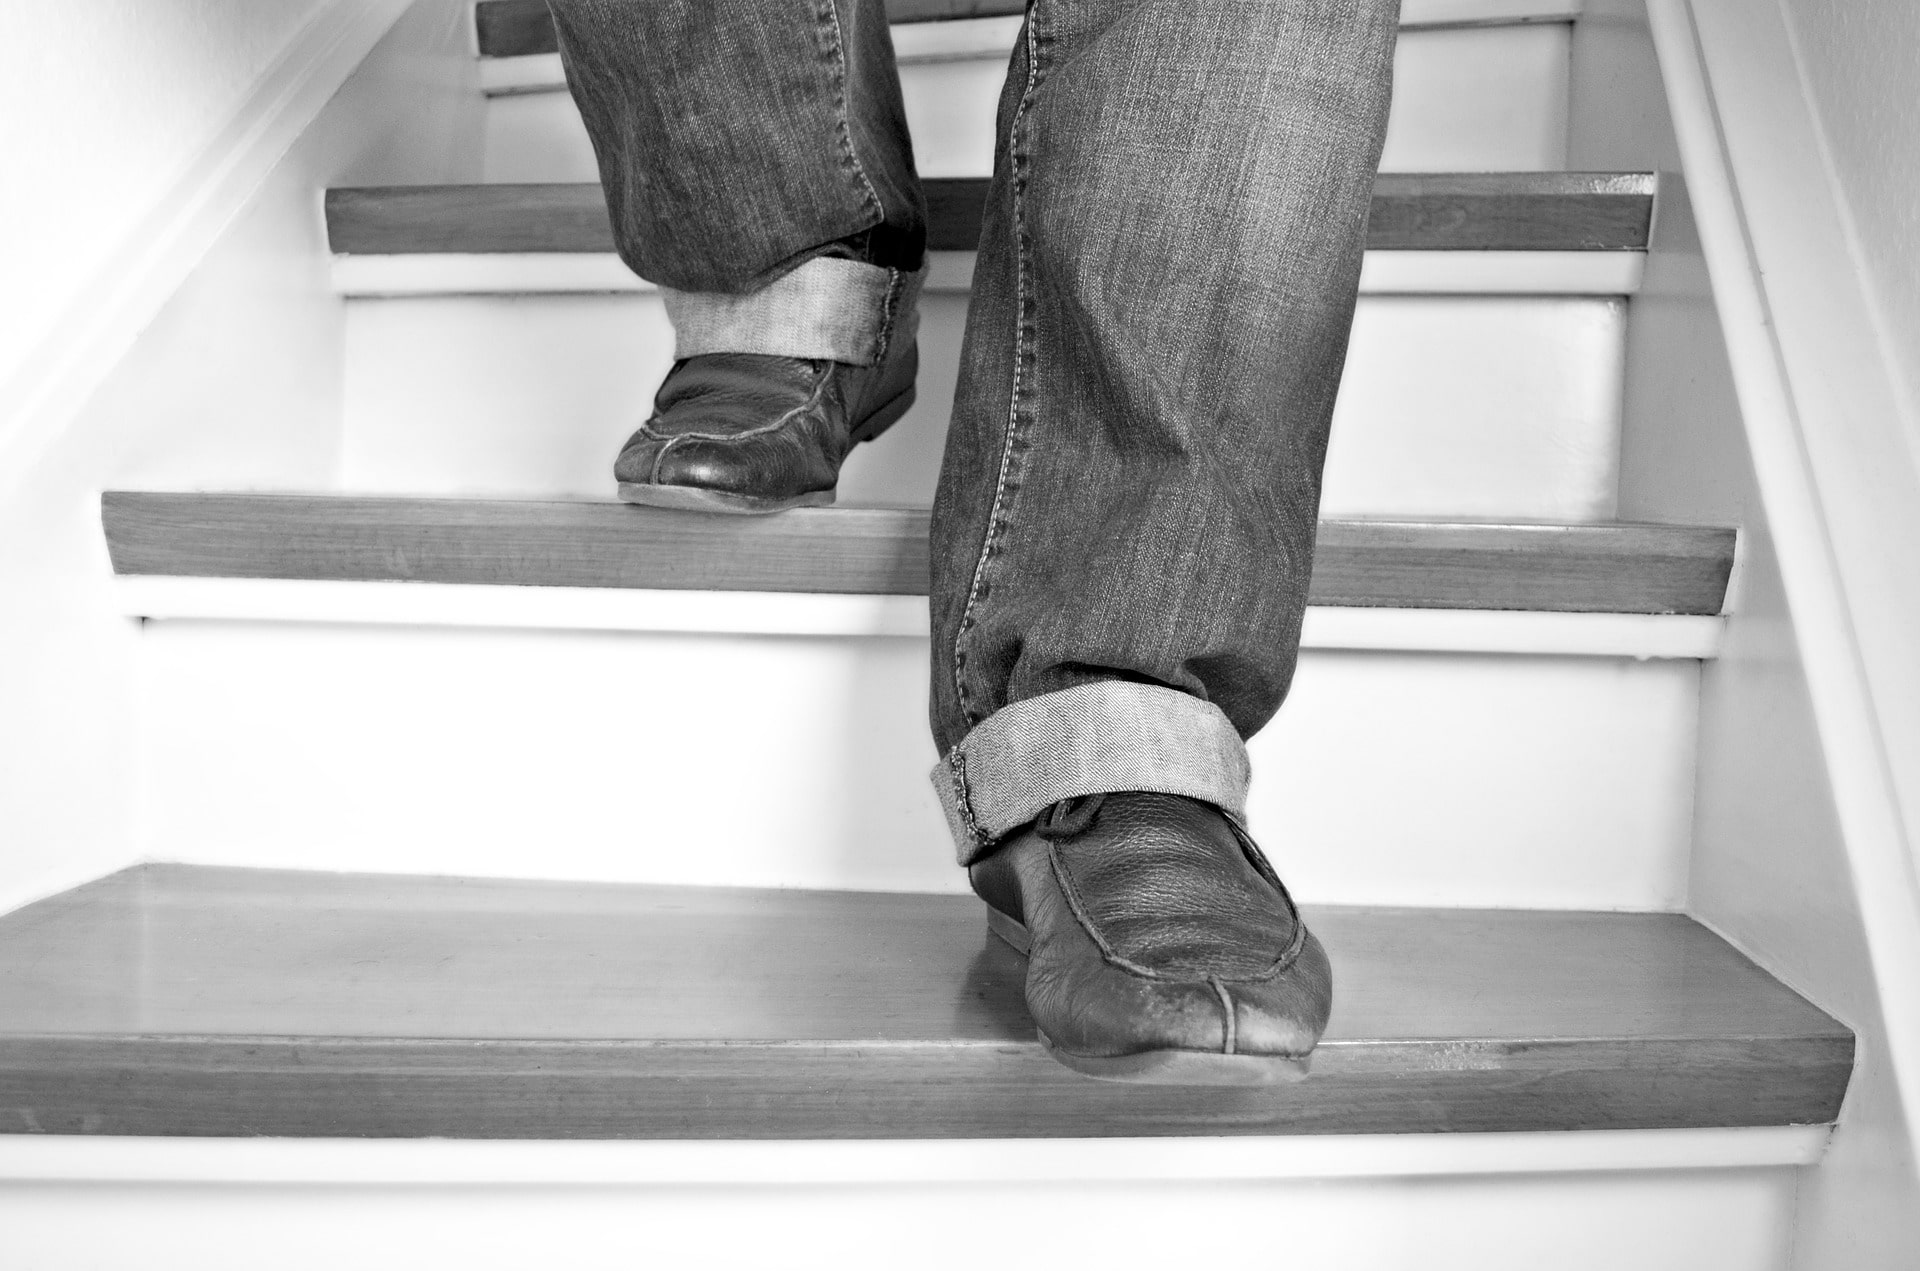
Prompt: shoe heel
<box><xmin>848</xmin><ymin>385</ymin><xmax>915</xmax><ymax>445</ymax></box>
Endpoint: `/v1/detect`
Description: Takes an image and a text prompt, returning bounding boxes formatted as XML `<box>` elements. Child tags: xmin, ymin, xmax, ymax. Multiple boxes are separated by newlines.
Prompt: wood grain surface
<box><xmin>101</xmin><ymin>493</ymin><xmax>1736</xmax><ymax>614</ymax></box>
<box><xmin>0</xmin><ymin>865</ymin><xmax>1850</xmax><ymax>1139</ymax></box>
<box><xmin>325</xmin><ymin>174</ymin><xmax>1656</xmax><ymax>256</ymax></box>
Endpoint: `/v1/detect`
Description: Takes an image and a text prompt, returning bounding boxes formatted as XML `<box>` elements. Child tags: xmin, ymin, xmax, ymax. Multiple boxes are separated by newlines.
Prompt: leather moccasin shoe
<box><xmin>614</xmin><ymin>336</ymin><xmax>917</xmax><ymax>515</ymax></box>
<box><xmin>968</xmin><ymin>791</ymin><xmax>1331</xmax><ymax>1084</ymax></box>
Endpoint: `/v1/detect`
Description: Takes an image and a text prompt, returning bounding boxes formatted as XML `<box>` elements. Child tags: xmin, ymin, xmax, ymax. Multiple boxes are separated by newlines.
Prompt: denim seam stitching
<box><xmin>950</xmin><ymin>11</ymin><xmax>1044</xmax><ymax>730</ymax></box>
<box><xmin>821</xmin><ymin>0</ymin><xmax>886</xmax><ymax>229</ymax></box>
<box><xmin>873</xmin><ymin>267</ymin><xmax>903</xmax><ymax>364</ymax></box>
<box><xmin>949</xmin><ymin>750</ymin><xmax>986</xmax><ymax>850</ymax></box>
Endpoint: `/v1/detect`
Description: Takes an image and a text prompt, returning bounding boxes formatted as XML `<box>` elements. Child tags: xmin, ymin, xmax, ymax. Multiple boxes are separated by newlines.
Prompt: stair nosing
<box><xmin>100</xmin><ymin>493</ymin><xmax>1737</xmax><ymax>617</ymax></box>
<box><xmin>323</xmin><ymin>174</ymin><xmax>1659</xmax><ymax>257</ymax></box>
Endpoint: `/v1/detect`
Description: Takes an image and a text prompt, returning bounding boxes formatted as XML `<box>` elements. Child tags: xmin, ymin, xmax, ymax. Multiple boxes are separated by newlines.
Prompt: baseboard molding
<box><xmin>0</xmin><ymin>0</ymin><xmax>413</xmax><ymax>506</ymax></box>
<box><xmin>1648</xmin><ymin>0</ymin><xmax>1920</xmax><ymax>1172</ymax></box>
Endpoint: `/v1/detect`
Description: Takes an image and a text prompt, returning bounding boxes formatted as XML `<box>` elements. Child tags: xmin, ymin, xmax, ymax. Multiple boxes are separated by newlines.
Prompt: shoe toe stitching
<box><xmin>647</xmin><ymin>433</ymin><xmax>683</xmax><ymax>486</ymax></box>
<box><xmin>1209</xmin><ymin>976</ymin><xmax>1237</xmax><ymax>1055</ymax></box>
<box><xmin>632</xmin><ymin>362</ymin><xmax>839</xmax><ymax>456</ymax></box>
<box><xmin>1045</xmin><ymin>842</ymin><xmax>1307</xmax><ymax>984</ymax></box>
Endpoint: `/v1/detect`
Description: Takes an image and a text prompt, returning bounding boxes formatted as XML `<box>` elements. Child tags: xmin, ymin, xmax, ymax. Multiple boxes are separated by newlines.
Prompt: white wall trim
<box><xmin>0</xmin><ymin>1125</ymin><xmax>1821</xmax><ymax>1186</ymax></box>
<box><xmin>112</xmin><ymin>576</ymin><xmax>1723</xmax><ymax>658</ymax></box>
<box><xmin>331</xmin><ymin>249</ymin><xmax>1644</xmax><ymax>299</ymax></box>
<box><xmin>1648</xmin><ymin>0</ymin><xmax>1920</xmax><ymax>1166</ymax></box>
<box><xmin>0</xmin><ymin>0</ymin><xmax>413</xmax><ymax>507</ymax></box>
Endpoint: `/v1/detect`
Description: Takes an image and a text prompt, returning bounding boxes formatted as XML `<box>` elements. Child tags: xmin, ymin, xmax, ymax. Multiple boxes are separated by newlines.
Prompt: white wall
<box><xmin>1774</xmin><ymin>0</ymin><xmax>1920</xmax><ymax>430</ymax></box>
<box><xmin>0</xmin><ymin>0</ymin><xmax>480</xmax><ymax>915</ymax></box>
<box><xmin>0</xmin><ymin>2</ymin><xmax>334</xmax><ymax>401</ymax></box>
<box><xmin>1575</xmin><ymin>3</ymin><xmax>1920</xmax><ymax>1264</ymax></box>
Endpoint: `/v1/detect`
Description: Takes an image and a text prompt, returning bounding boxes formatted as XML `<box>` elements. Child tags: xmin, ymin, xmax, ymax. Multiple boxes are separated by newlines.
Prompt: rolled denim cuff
<box><xmin>661</xmin><ymin>258</ymin><xmax>924</xmax><ymax>367</ymax></box>
<box><xmin>930</xmin><ymin>683</ymin><xmax>1253</xmax><ymax>867</ymax></box>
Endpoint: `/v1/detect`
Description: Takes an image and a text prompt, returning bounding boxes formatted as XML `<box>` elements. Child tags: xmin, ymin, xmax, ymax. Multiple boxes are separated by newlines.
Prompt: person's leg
<box><xmin>929</xmin><ymin>0</ymin><xmax>1400</xmax><ymax>1079</ymax></box>
<box><xmin>547</xmin><ymin>0</ymin><xmax>931</xmax><ymax>511</ymax></box>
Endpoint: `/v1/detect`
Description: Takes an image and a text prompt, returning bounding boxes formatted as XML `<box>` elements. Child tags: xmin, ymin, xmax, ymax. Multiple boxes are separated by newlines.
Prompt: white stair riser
<box><xmin>481</xmin><ymin>24</ymin><xmax>1571</xmax><ymax>182</ymax></box>
<box><xmin>1</xmin><ymin>1166</ymin><xmax>1792</xmax><ymax>1271</ymax></box>
<box><xmin>133</xmin><ymin>622</ymin><xmax>1696</xmax><ymax>909</ymax></box>
<box><xmin>338</xmin><ymin>292</ymin><xmax>1625</xmax><ymax>521</ymax></box>
<box><xmin>113</xmin><ymin>580</ymin><xmax>1728</xmax><ymax>659</ymax></box>
<box><xmin>332</xmin><ymin>249</ymin><xmax>1646</xmax><ymax>298</ymax></box>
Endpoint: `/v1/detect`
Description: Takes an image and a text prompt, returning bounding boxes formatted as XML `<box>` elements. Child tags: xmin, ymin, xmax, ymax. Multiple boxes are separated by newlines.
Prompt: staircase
<box><xmin>0</xmin><ymin>1</ymin><xmax>1859</xmax><ymax>1267</ymax></box>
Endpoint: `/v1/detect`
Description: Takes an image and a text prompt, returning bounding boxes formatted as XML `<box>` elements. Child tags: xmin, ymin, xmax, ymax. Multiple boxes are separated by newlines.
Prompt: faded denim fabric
<box><xmin>663</xmin><ymin>259</ymin><xmax>926</xmax><ymax>366</ymax></box>
<box><xmin>548</xmin><ymin>0</ymin><xmax>1399</xmax><ymax>860</ymax></box>
<box><xmin>932</xmin><ymin>683</ymin><xmax>1251</xmax><ymax>865</ymax></box>
<box><xmin>548</xmin><ymin>0</ymin><xmax>927</xmax><ymax>292</ymax></box>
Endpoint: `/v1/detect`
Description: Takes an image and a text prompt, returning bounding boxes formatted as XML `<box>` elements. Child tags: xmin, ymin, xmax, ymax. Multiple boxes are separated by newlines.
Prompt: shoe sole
<box><xmin>615</xmin><ymin>483</ymin><xmax>836</xmax><ymax>515</ymax></box>
<box><xmin>985</xmin><ymin>906</ymin><xmax>1313</xmax><ymax>1086</ymax></box>
<box><xmin>615</xmin><ymin>385</ymin><xmax>917</xmax><ymax>516</ymax></box>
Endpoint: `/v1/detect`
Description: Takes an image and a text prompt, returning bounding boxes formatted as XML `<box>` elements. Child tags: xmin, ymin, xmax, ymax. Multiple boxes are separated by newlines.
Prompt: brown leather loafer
<box><xmin>613</xmin><ymin>339</ymin><xmax>917</xmax><ymax>515</ymax></box>
<box><xmin>968</xmin><ymin>791</ymin><xmax>1331</xmax><ymax>1084</ymax></box>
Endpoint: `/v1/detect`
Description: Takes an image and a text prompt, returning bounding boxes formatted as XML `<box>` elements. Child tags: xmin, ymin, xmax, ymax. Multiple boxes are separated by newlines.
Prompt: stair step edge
<box><xmin>0</xmin><ymin>866</ymin><xmax>1850</xmax><ymax>1140</ymax></box>
<box><xmin>323</xmin><ymin>175</ymin><xmax>1658</xmax><ymax>256</ymax></box>
<box><xmin>100</xmin><ymin>495</ymin><xmax>1739</xmax><ymax>618</ymax></box>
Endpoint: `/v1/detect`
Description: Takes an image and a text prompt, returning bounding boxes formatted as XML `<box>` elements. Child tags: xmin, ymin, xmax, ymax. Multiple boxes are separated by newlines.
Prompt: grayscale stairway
<box><xmin>0</xmin><ymin>1</ymin><xmax>1858</xmax><ymax>1267</ymax></box>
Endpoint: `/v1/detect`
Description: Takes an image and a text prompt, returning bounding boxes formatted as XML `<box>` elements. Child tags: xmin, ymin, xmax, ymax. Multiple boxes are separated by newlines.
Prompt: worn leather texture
<box><xmin>614</xmin><ymin>338</ymin><xmax>918</xmax><ymax>504</ymax></box>
<box><xmin>970</xmin><ymin>792</ymin><xmax>1332</xmax><ymax>1060</ymax></box>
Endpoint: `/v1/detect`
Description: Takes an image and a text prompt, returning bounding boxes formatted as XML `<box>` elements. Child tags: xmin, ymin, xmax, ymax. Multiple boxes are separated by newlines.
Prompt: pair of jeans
<box><xmin>548</xmin><ymin>0</ymin><xmax>1400</xmax><ymax>862</ymax></box>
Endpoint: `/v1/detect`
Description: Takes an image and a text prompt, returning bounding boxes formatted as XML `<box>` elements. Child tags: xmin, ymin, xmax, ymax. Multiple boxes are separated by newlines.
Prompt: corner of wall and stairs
<box><xmin>0</xmin><ymin>0</ymin><xmax>484</xmax><ymax>916</ymax></box>
<box><xmin>1582</xmin><ymin>1</ymin><xmax>1920</xmax><ymax>1264</ymax></box>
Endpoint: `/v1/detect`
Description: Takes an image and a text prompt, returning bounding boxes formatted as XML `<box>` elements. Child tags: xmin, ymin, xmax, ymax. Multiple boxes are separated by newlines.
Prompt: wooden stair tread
<box><xmin>325</xmin><ymin>174</ymin><xmax>1656</xmax><ymax>256</ymax></box>
<box><xmin>0</xmin><ymin>864</ymin><xmax>1849</xmax><ymax>1139</ymax></box>
<box><xmin>101</xmin><ymin>494</ymin><xmax>1735</xmax><ymax>615</ymax></box>
<box><xmin>475</xmin><ymin>0</ymin><xmax>1586</xmax><ymax>60</ymax></box>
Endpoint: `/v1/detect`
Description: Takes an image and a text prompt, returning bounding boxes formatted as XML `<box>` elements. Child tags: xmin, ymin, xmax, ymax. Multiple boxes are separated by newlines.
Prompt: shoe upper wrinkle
<box><xmin>1049</xmin><ymin>793</ymin><xmax>1300</xmax><ymax>982</ymax></box>
<box><xmin>642</xmin><ymin>355</ymin><xmax>834</xmax><ymax>442</ymax></box>
<box><xmin>975</xmin><ymin>789</ymin><xmax>1333</xmax><ymax>1065</ymax></box>
<box><xmin>616</xmin><ymin>353</ymin><xmax>860</xmax><ymax>497</ymax></box>
<box><xmin>612</xmin><ymin>300</ymin><xmax>919</xmax><ymax>512</ymax></box>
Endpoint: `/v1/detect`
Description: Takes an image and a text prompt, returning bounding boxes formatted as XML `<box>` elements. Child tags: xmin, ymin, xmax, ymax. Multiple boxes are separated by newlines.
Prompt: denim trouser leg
<box><xmin>547</xmin><ymin>0</ymin><xmax>928</xmax><ymax>362</ymax></box>
<box><xmin>547</xmin><ymin>0</ymin><xmax>1399</xmax><ymax>862</ymax></box>
<box><xmin>928</xmin><ymin>0</ymin><xmax>1400</xmax><ymax>861</ymax></box>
